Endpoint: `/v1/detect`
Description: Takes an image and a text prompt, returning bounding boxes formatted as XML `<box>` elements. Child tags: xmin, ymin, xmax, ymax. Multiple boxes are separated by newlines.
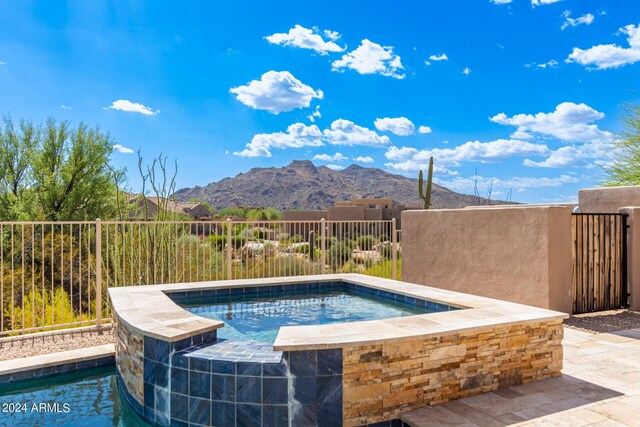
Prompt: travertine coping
<box><xmin>0</xmin><ymin>344</ymin><xmax>114</xmax><ymax>375</ymax></box>
<box><xmin>108</xmin><ymin>274</ymin><xmax>568</xmax><ymax>348</ymax></box>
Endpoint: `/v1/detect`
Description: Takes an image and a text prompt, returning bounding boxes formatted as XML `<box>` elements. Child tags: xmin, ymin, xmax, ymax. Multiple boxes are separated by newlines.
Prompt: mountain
<box><xmin>173</xmin><ymin>160</ymin><xmax>499</xmax><ymax>210</ymax></box>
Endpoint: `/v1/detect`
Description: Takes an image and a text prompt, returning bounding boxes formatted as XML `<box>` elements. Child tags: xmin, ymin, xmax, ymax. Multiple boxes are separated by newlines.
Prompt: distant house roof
<box><xmin>126</xmin><ymin>194</ymin><xmax>212</xmax><ymax>218</ymax></box>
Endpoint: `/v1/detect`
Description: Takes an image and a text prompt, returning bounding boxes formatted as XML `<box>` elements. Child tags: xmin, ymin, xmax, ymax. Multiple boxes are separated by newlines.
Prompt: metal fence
<box><xmin>0</xmin><ymin>219</ymin><xmax>401</xmax><ymax>336</ymax></box>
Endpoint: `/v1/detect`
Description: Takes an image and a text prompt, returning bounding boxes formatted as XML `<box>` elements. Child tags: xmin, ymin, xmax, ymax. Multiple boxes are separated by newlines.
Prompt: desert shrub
<box><xmin>253</xmin><ymin>229</ymin><xmax>268</xmax><ymax>240</ymax></box>
<box><xmin>12</xmin><ymin>288</ymin><xmax>90</xmax><ymax>332</ymax></box>
<box><xmin>218</xmin><ymin>207</ymin><xmax>246</xmax><ymax>219</ymax></box>
<box><xmin>209</xmin><ymin>235</ymin><xmax>226</xmax><ymax>250</ymax></box>
<box><xmin>290</xmin><ymin>234</ymin><xmax>304</xmax><ymax>243</ymax></box>
<box><xmin>356</xmin><ymin>235</ymin><xmax>378</xmax><ymax>250</ymax></box>
<box><xmin>327</xmin><ymin>242</ymin><xmax>352</xmax><ymax>266</ymax></box>
<box><xmin>237</xmin><ymin>228</ymin><xmax>256</xmax><ymax>241</ymax></box>
<box><xmin>381</xmin><ymin>245</ymin><xmax>399</xmax><ymax>260</ymax></box>
<box><xmin>364</xmin><ymin>259</ymin><xmax>402</xmax><ymax>280</ymax></box>
<box><xmin>292</xmin><ymin>243</ymin><xmax>310</xmax><ymax>254</ymax></box>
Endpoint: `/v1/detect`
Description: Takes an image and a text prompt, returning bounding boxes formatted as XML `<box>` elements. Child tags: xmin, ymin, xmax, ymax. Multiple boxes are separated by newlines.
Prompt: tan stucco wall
<box><xmin>401</xmin><ymin>206</ymin><xmax>573</xmax><ymax>313</ymax></box>
<box><xmin>328</xmin><ymin>206</ymin><xmax>366</xmax><ymax>220</ymax></box>
<box><xmin>283</xmin><ymin>211</ymin><xmax>327</xmax><ymax>221</ymax></box>
<box><xmin>579</xmin><ymin>186</ymin><xmax>640</xmax><ymax>213</ymax></box>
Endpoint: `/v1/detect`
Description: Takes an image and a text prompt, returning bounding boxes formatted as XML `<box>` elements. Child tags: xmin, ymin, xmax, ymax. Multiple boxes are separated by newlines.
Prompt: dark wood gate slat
<box><xmin>571</xmin><ymin>213</ymin><xmax>628</xmax><ymax>314</ymax></box>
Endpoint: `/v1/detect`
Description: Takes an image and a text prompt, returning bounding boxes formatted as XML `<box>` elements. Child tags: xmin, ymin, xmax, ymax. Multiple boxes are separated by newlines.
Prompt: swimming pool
<box><xmin>179</xmin><ymin>286</ymin><xmax>435</xmax><ymax>343</ymax></box>
<box><xmin>0</xmin><ymin>366</ymin><xmax>148</xmax><ymax>427</ymax></box>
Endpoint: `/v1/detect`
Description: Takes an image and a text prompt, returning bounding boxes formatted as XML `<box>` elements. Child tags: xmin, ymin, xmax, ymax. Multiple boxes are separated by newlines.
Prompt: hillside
<box><xmin>173</xmin><ymin>160</ymin><xmax>497</xmax><ymax>210</ymax></box>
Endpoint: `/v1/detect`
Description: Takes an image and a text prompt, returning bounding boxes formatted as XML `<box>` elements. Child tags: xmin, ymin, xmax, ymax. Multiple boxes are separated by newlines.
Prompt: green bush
<box><xmin>290</xmin><ymin>234</ymin><xmax>304</xmax><ymax>243</ymax></box>
<box><xmin>327</xmin><ymin>242</ymin><xmax>352</xmax><ymax>266</ymax></box>
<box><xmin>356</xmin><ymin>235</ymin><xmax>378</xmax><ymax>250</ymax></box>
<box><xmin>292</xmin><ymin>243</ymin><xmax>310</xmax><ymax>254</ymax></box>
<box><xmin>12</xmin><ymin>288</ymin><xmax>90</xmax><ymax>332</ymax></box>
<box><xmin>364</xmin><ymin>259</ymin><xmax>402</xmax><ymax>280</ymax></box>
<box><xmin>208</xmin><ymin>235</ymin><xmax>243</xmax><ymax>250</ymax></box>
<box><xmin>254</xmin><ymin>229</ymin><xmax>268</xmax><ymax>240</ymax></box>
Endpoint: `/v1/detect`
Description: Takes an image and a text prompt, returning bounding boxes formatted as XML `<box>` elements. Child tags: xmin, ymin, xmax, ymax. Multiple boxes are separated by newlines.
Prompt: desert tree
<box><xmin>605</xmin><ymin>102</ymin><xmax>640</xmax><ymax>186</ymax></box>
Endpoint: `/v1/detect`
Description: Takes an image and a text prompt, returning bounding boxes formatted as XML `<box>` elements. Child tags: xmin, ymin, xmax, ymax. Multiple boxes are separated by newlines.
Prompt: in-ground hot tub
<box><xmin>109</xmin><ymin>274</ymin><xmax>567</xmax><ymax>427</ymax></box>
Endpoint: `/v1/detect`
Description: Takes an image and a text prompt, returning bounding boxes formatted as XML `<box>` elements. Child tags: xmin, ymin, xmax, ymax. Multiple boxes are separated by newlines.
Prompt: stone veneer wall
<box><xmin>342</xmin><ymin>320</ymin><xmax>564</xmax><ymax>426</ymax></box>
<box><xmin>114</xmin><ymin>316</ymin><xmax>145</xmax><ymax>405</ymax></box>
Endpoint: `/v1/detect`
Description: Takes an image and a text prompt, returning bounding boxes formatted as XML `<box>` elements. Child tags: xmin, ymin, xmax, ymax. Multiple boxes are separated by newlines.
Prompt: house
<box><xmin>283</xmin><ymin>198</ymin><xmax>412</xmax><ymax>228</ymax></box>
<box><xmin>125</xmin><ymin>194</ymin><xmax>213</xmax><ymax>221</ymax></box>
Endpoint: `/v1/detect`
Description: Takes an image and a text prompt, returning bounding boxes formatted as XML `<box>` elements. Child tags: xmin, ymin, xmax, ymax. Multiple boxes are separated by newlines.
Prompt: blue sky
<box><xmin>1</xmin><ymin>0</ymin><xmax>639</xmax><ymax>203</ymax></box>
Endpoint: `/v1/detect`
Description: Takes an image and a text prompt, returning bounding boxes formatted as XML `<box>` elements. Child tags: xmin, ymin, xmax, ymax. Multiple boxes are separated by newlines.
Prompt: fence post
<box><xmin>226</xmin><ymin>219</ymin><xmax>232</xmax><ymax>280</ymax></box>
<box><xmin>95</xmin><ymin>218</ymin><xmax>102</xmax><ymax>328</ymax></box>
<box><xmin>321</xmin><ymin>219</ymin><xmax>326</xmax><ymax>275</ymax></box>
<box><xmin>391</xmin><ymin>218</ymin><xmax>397</xmax><ymax>280</ymax></box>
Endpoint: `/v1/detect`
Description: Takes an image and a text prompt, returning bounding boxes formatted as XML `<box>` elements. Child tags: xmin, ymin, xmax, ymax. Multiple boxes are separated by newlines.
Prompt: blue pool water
<box><xmin>180</xmin><ymin>288</ymin><xmax>434</xmax><ymax>343</ymax></box>
<box><xmin>0</xmin><ymin>366</ymin><xmax>148</xmax><ymax>427</ymax></box>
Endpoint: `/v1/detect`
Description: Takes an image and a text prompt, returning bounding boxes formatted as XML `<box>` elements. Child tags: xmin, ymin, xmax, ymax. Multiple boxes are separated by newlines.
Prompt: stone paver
<box><xmin>400</xmin><ymin>327</ymin><xmax>640</xmax><ymax>426</ymax></box>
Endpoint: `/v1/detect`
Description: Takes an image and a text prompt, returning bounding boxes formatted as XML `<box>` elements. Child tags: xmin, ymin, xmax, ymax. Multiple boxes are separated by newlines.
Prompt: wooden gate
<box><xmin>572</xmin><ymin>213</ymin><xmax>628</xmax><ymax>314</ymax></box>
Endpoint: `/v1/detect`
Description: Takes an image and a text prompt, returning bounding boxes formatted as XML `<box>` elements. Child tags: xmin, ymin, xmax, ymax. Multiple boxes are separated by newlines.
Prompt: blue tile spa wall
<box><xmin>166</xmin><ymin>279</ymin><xmax>456</xmax><ymax>313</ymax></box>
<box><xmin>125</xmin><ymin>334</ymin><xmax>344</xmax><ymax>427</ymax></box>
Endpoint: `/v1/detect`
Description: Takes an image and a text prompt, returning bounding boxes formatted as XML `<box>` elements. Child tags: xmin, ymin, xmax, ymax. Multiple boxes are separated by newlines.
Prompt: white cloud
<box><xmin>113</xmin><ymin>144</ymin><xmax>134</xmax><ymax>154</ymax></box>
<box><xmin>385</xmin><ymin>139</ymin><xmax>548</xmax><ymax>168</ymax></box>
<box><xmin>235</xmin><ymin>119</ymin><xmax>389</xmax><ymax>157</ymax></box>
<box><xmin>308</xmin><ymin>106</ymin><xmax>322</xmax><ymax>122</ymax></box>
<box><xmin>229</xmin><ymin>71</ymin><xmax>323</xmax><ymax>114</ymax></box>
<box><xmin>510</xmin><ymin>130</ymin><xmax>533</xmax><ymax>139</ymax></box>
<box><xmin>60</xmin><ymin>104</ymin><xmax>72</xmax><ymax>110</ymax></box>
<box><xmin>325</xmin><ymin>164</ymin><xmax>344</xmax><ymax>170</ymax></box>
<box><xmin>374</xmin><ymin>117</ymin><xmax>415</xmax><ymax>136</ymax></box>
<box><xmin>566</xmin><ymin>23</ymin><xmax>640</xmax><ymax>69</ymax></box>
<box><xmin>561</xmin><ymin>11</ymin><xmax>595</xmax><ymax>30</ymax></box>
<box><xmin>323</xmin><ymin>29</ymin><xmax>341</xmax><ymax>41</ymax></box>
<box><xmin>384</xmin><ymin>160</ymin><xmax>459</xmax><ymax>177</ymax></box>
<box><xmin>490</xmin><ymin>102</ymin><xmax>612</xmax><ymax>143</ymax></box>
<box><xmin>313</xmin><ymin>152</ymin><xmax>347</xmax><ymax>162</ymax></box>
<box><xmin>418</xmin><ymin>125</ymin><xmax>432</xmax><ymax>134</ymax></box>
<box><xmin>462</xmin><ymin>67</ymin><xmax>471</xmax><ymax>75</ymax></box>
<box><xmin>438</xmin><ymin>174</ymin><xmax>578</xmax><ymax>194</ymax></box>
<box><xmin>532</xmin><ymin>0</ymin><xmax>563</xmax><ymax>7</ymax></box>
<box><xmin>265</xmin><ymin>25</ymin><xmax>345</xmax><ymax>55</ymax></box>
<box><xmin>524</xmin><ymin>140</ymin><xmax>612</xmax><ymax>168</ymax></box>
<box><xmin>332</xmin><ymin>39</ymin><xmax>405</xmax><ymax>79</ymax></box>
<box><xmin>428</xmin><ymin>53</ymin><xmax>448</xmax><ymax>61</ymax></box>
<box><xmin>490</xmin><ymin>0</ymin><xmax>513</xmax><ymax>4</ymax></box>
<box><xmin>106</xmin><ymin>100</ymin><xmax>159</xmax><ymax>116</ymax></box>
<box><xmin>323</xmin><ymin>119</ymin><xmax>391</xmax><ymax>146</ymax></box>
<box><xmin>353</xmin><ymin>156</ymin><xmax>374</xmax><ymax>163</ymax></box>
<box><xmin>0</xmin><ymin>61</ymin><xmax>6</xmax><ymax>65</ymax></box>
<box><xmin>234</xmin><ymin>123</ymin><xmax>323</xmax><ymax>157</ymax></box>
<box><xmin>525</xmin><ymin>59</ymin><xmax>559</xmax><ymax>69</ymax></box>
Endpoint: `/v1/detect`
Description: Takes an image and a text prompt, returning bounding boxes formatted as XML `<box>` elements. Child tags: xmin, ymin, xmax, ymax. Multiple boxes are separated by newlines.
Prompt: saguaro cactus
<box><xmin>418</xmin><ymin>156</ymin><xmax>434</xmax><ymax>209</ymax></box>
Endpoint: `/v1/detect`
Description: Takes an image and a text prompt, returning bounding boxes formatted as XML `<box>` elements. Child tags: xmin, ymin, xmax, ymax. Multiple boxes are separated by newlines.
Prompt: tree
<box><xmin>605</xmin><ymin>102</ymin><xmax>640</xmax><ymax>186</ymax></box>
<box><xmin>0</xmin><ymin>116</ymin><xmax>37</xmax><ymax>220</ymax></box>
<box><xmin>0</xmin><ymin>116</ymin><xmax>122</xmax><ymax>221</ymax></box>
<box><xmin>32</xmin><ymin>119</ymin><xmax>119</xmax><ymax>221</ymax></box>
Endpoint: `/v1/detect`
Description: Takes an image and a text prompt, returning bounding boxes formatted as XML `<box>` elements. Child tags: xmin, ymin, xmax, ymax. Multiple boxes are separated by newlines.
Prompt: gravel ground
<box><xmin>564</xmin><ymin>309</ymin><xmax>640</xmax><ymax>334</ymax></box>
<box><xmin>0</xmin><ymin>328</ymin><xmax>114</xmax><ymax>361</ymax></box>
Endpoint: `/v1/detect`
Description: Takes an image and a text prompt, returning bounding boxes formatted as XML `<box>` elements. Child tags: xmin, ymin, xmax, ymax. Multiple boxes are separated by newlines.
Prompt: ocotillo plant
<box><xmin>418</xmin><ymin>156</ymin><xmax>434</xmax><ymax>209</ymax></box>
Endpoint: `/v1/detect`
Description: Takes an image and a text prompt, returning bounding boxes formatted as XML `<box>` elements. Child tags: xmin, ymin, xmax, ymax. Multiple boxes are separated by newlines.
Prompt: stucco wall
<box><xmin>579</xmin><ymin>186</ymin><xmax>640</xmax><ymax>213</ymax></box>
<box><xmin>283</xmin><ymin>211</ymin><xmax>327</xmax><ymax>221</ymax></box>
<box><xmin>401</xmin><ymin>206</ymin><xmax>573</xmax><ymax>313</ymax></box>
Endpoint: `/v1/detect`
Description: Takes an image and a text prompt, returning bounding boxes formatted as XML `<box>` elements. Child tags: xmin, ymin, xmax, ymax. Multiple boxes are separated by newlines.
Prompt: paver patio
<box><xmin>400</xmin><ymin>327</ymin><xmax>640</xmax><ymax>426</ymax></box>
